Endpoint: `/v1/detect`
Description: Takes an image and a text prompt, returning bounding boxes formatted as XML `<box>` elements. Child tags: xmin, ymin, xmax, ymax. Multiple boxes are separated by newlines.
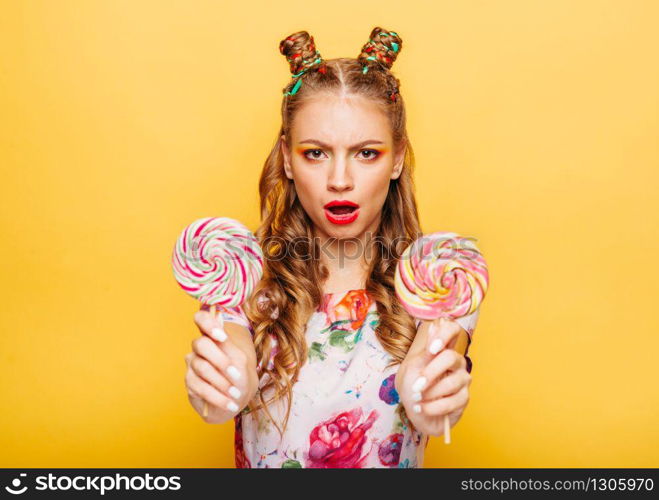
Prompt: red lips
<box><xmin>324</xmin><ymin>200</ymin><xmax>359</xmax><ymax>210</ymax></box>
<box><xmin>323</xmin><ymin>200</ymin><xmax>360</xmax><ymax>225</ymax></box>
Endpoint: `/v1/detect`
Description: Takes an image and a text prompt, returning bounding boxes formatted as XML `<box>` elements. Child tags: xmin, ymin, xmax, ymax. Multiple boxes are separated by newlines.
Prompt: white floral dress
<box><xmin>205</xmin><ymin>288</ymin><xmax>479</xmax><ymax>468</ymax></box>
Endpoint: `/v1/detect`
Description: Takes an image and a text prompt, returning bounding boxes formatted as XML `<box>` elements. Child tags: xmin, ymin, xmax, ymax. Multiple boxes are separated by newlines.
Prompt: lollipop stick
<box><xmin>443</xmin><ymin>327</ymin><xmax>470</xmax><ymax>444</ymax></box>
<box><xmin>201</xmin><ymin>304</ymin><xmax>217</xmax><ymax>418</ymax></box>
<box><xmin>444</xmin><ymin>406</ymin><xmax>451</xmax><ymax>444</ymax></box>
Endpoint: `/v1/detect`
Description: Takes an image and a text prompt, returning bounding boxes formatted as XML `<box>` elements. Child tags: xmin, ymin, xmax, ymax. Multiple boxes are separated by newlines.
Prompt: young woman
<box><xmin>184</xmin><ymin>27</ymin><xmax>480</xmax><ymax>468</ymax></box>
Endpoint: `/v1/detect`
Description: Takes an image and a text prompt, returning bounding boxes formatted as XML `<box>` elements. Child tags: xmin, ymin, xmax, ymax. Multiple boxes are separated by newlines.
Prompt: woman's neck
<box><xmin>316</xmin><ymin>231</ymin><xmax>374</xmax><ymax>294</ymax></box>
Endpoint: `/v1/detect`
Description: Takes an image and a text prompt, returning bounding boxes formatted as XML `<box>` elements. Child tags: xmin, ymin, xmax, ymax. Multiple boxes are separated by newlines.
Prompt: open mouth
<box><xmin>324</xmin><ymin>200</ymin><xmax>360</xmax><ymax>224</ymax></box>
<box><xmin>326</xmin><ymin>205</ymin><xmax>357</xmax><ymax>215</ymax></box>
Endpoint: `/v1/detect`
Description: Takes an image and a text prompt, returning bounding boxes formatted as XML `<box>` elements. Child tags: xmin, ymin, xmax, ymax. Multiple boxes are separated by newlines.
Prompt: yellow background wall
<box><xmin>1</xmin><ymin>0</ymin><xmax>657</xmax><ymax>467</ymax></box>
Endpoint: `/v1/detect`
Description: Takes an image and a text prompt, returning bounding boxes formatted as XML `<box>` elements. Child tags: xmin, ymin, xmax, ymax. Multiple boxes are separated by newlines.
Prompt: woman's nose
<box><xmin>327</xmin><ymin>160</ymin><xmax>354</xmax><ymax>193</ymax></box>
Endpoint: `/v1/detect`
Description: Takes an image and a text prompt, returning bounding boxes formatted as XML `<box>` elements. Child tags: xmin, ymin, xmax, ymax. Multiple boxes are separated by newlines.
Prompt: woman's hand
<box><xmin>395</xmin><ymin>317</ymin><xmax>472</xmax><ymax>437</ymax></box>
<box><xmin>184</xmin><ymin>310</ymin><xmax>259</xmax><ymax>424</ymax></box>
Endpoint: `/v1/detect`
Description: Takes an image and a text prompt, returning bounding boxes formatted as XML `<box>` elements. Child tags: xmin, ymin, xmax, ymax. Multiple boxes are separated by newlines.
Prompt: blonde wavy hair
<box><xmin>242</xmin><ymin>27</ymin><xmax>422</xmax><ymax>436</ymax></box>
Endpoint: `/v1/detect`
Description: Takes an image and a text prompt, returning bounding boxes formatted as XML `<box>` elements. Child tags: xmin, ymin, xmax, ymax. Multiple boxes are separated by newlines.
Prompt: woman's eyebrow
<box><xmin>298</xmin><ymin>139</ymin><xmax>385</xmax><ymax>149</ymax></box>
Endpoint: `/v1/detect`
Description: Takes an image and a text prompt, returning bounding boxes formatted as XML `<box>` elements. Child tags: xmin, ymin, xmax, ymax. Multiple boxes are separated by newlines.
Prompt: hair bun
<box><xmin>357</xmin><ymin>27</ymin><xmax>402</xmax><ymax>71</ymax></box>
<box><xmin>279</xmin><ymin>31</ymin><xmax>324</xmax><ymax>75</ymax></box>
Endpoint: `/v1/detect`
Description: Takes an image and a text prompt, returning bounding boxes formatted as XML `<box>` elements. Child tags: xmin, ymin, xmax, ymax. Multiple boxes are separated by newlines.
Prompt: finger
<box><xmin>419</xmin><ymin>369</ymin><xmax>471</xmax><ymax>401</ymax></box>
<box><xmin>185</xmin><ymin>368</ymin><xmax>240</xmax><ymax>413</ymax></box>
<box><xmin>412</xmin><ymin>348</ymin><xmax>465</xmax><ymax>394</ymax></box>
<box><xmin>192</xmin><ymin>336</ymin><xmax>232</xmax><ymax>371</ymax></box>
<box><xmin>191</xmin><ymin>336</ymin><xmax>244</xmax><ymax>385</ymax></box>
<box><xmin>190</xmin><ymin>355</ymin><xmax>242</xmax><ymax>400</ymax></box>
<box><xmin>416</xmin><ymin>386</ymin><xmax>469</xmax><ymax>417</ymax></box>
<box><xmin>194</xmin><ymin>309</ymin><xmax>228</xmax><ymax>342</ymax></box>
<box><xmin>426</xmin><ymin>317</ymin><xmax>463</xmax><ymax>355</ymax></box>
<box><xmin>195</xmin><ymin>310</ymin><xmax>248</xmax><ymax>370</ymax></box>
<box><xmin>216</xmin><ymin>332</ymin><xmax>248</xmax><ymax>368</ymax></box>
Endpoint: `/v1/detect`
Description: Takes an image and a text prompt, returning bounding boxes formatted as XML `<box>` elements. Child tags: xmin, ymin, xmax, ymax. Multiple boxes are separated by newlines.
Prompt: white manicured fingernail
<box><xmin>412</xmin><ymin>392</ymin><xmax>422</xmax><ymax>402</ymax></box>
<box><xmin>227</xmin><ymin>365</ymin><xmax>241</xmax><ymax>381</ymax></box>
<box><xmin>429</xmin><ymin>338</ymin><xmax>444</xmax><ymax>355</ymax></box>
<box><xmin>211</xmin><ymin>327</ymin><xmax>227</xmax><ymax>342</ymax></box>
<box><xmin>412</xmin><ymin>376</ymin><xmax>427</xmax><ymax>393</ymax></box>
<box><xmin>413</xmin><ymin>404</ymin><xmax>422</xmax><ymax>414</ymax></box>
<box><xmin>227</xmin><ymin>401</ymin><xmax>239</xmax><ymax>412</ymax></box>
<box><xmin>228</xmin><ymin>386</ymin><xmax>241</xmax><ymax>399</ymax></box>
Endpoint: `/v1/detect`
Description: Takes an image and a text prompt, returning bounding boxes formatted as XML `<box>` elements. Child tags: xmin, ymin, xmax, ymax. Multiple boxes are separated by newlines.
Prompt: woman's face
<box><xmin>281</xmin><ymin>93</ymin><xmax>405</xmax><ymax>242</ymax></box>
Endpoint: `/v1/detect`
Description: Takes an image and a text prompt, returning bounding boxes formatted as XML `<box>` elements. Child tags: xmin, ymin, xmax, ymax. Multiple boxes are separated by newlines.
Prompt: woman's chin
<box><xmin>312</xmin><ymin>212</ymin><xmax>378</xmax><ymax>241</ymax></box>
<box><xmin>313</xmin><ymin>221</ymin><xmax>360</xmax><ymax>239</ymax></box>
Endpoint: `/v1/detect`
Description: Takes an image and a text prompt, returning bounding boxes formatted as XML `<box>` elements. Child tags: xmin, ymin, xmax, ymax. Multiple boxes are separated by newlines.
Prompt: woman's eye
<box><xmin>359</xmin><ymin>149</ymin><xmax>380</xmax><ymax>160</ymax></box>
<box><xmin>303</xmin><ymin>149</ymin><xmax>325</xmax><ymax>160</ymax></box>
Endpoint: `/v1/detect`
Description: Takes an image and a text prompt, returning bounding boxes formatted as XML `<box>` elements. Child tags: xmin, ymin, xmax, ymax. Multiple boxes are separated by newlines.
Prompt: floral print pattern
<box><xmin>213</xmin><ymin>288</ymin><xmax>480</xmax><ymax>468</ymax></box>
<box><xmin>306</xmin><ymin>407</ymin><xmax>379</xmax><ymax>468</ymax></box>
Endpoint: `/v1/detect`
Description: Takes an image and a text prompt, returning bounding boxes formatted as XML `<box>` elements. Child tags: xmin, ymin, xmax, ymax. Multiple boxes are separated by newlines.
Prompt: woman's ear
<box><xmin>391</xmin><ymin>145</ymin><xmax>405</xmax><ymax>180</ymax></box>
<box><xmin>281</xmin><ymin>135</ymin><xmax>293</xmax><ymax>180</ymax></box>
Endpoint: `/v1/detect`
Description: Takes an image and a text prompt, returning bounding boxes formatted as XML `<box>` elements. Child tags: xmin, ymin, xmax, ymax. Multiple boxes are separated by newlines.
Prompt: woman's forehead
<box><xmin>291</xmin><ymin>93</ymin><xmax>390</xmax><ymax>143</ymax></box>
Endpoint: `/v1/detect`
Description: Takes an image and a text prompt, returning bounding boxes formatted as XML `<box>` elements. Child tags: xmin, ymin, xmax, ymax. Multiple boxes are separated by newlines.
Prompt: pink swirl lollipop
<box><xmin>395</xmin><ymin>231</ymin><xmax>488</xmax><ymax>321</ymax></box>
<box><xmin>394</xmin><ymin>231</ymin><xmax>489</xmax><ymax>444</ymax></box>
<box><xmin>172</xmin><ymin>216</ymin><xmax>263</xmax><ymax>417</ymax></box>
<box><xmin>172</xmin><ymin>217</ymin><xmax>263</xmax><ymax>307</ymax></box>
